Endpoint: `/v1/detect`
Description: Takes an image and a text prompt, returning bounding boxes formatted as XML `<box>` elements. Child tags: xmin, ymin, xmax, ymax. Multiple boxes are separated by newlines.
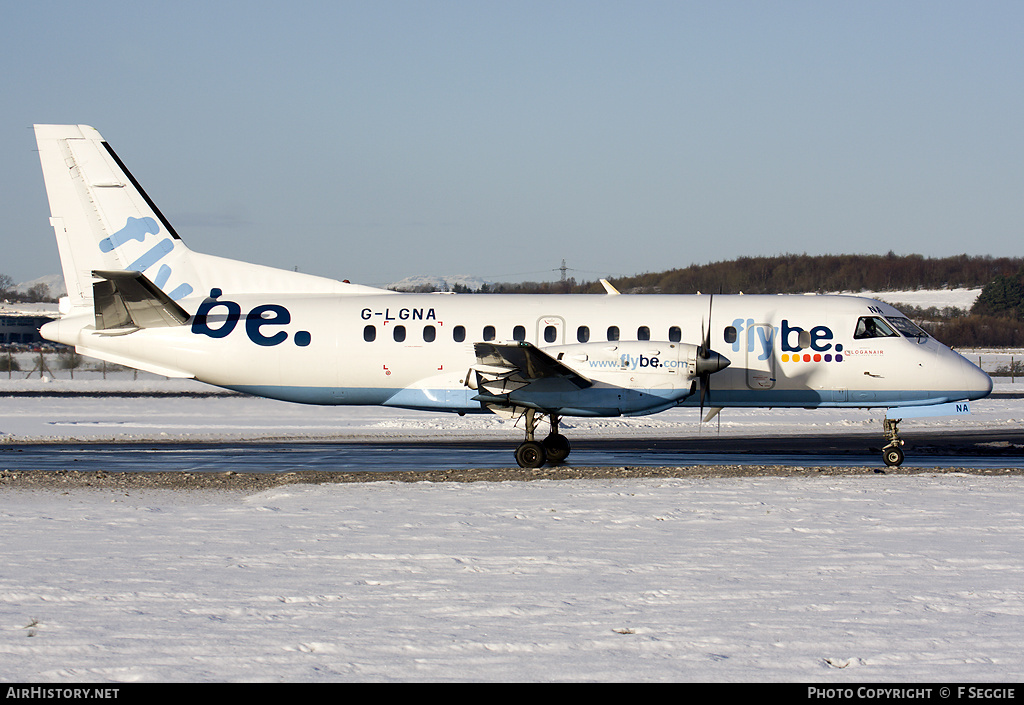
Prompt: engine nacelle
<box><xmin>467</xmin><ymin>340</ymin><xmax>731</xmax><ymax>417</ymax></box>
<box><xmin>542</xmin><ymin>341</ymin><xmax>701</xmax><ymax>389</ymax></box>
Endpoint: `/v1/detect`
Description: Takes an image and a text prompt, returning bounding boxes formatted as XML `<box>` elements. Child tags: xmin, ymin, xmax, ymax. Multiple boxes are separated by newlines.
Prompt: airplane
<box><xmin>32</xmin><ymin>124</ymin><xmax>993</xmax><ymax>468</ymax></box>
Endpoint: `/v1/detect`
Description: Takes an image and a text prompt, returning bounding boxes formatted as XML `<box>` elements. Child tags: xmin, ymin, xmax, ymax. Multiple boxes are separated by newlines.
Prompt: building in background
<box><xmin>0</xmin><ymin>303</ymin><xmax>58</xmax><ymax>347</ymax></box>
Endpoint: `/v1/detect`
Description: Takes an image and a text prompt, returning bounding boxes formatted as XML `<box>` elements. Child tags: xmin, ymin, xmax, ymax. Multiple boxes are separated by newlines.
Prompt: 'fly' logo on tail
<box><xmin>100</xmin><ymin>217</ymin><xmax>194</xmax><ymax>301</ymax></box>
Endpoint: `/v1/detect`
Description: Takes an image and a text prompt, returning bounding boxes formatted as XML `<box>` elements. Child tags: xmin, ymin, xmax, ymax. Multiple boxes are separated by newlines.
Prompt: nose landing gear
<box><xmin>882</xmin><ymin>418</ymin><xmax>905</xmax><ymax>467</ymax></box>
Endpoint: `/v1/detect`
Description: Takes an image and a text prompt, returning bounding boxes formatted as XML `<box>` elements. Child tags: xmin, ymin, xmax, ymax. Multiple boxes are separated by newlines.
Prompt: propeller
<box><xmin>695</xmin><ymin>294</ymin><xmax>731</xmax><ymax>418</ymax></box>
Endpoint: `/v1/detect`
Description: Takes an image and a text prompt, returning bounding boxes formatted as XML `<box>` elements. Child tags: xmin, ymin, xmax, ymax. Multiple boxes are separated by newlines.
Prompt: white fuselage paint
<box><xmin>42</xmin><ymin>290</ymin><xmax>993</xmax><ymax>416</ymax></box>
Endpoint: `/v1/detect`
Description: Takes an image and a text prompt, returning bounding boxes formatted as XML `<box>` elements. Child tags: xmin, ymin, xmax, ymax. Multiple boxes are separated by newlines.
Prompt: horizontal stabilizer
<box><xmin>93</xmin><ymin>270</ymin><xmax>189</xmax><ymax>332</ymax></box>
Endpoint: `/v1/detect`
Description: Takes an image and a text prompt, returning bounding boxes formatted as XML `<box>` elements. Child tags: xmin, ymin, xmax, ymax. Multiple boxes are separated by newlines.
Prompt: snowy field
<box><xmin>855</xmin><ymin>287</ymin><xmax>981</xmax><ymax>311</ymax></box>
<box><xmin>1</xmin><ymin>331</ymin><xmax>1023</xmax><ymax>682</ymax></box>
<box><xmin>1</xmin><ymin>376</ymin><xmax>1023</xmax><ymax>682</ymax></box>
<box><xmin>0</xmin><ymin>353</ymin><xmax>1021</xmax><ymax>444</ymax></box>
<box><xmin>2</xmin><ymin>475</ymin><xmax>1023</xmax><ymax>683</ymax></box>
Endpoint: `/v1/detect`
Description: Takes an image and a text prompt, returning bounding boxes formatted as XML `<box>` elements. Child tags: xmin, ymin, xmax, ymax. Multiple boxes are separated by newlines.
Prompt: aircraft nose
<box><xmin>960</xmin><ymin>355</ymin><xmax>993</xmax><ymax>400</ymax></box>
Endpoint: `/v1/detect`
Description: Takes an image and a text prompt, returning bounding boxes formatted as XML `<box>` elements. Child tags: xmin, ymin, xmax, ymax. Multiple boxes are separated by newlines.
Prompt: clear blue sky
<box><xmin>3</xmin><ymin>1</ymin><xmax>1022</xmax><ymax>287</ymax></box>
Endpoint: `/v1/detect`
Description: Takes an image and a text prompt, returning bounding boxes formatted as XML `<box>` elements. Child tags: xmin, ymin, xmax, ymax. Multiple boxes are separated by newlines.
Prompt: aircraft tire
<box><xmin>543</xmin><ymin>434</ymin><xmax>571</xmax><ymax>463</ymax></box>
<box><xmin>515</xmin><ymin>441</ymin><xmax>546</xmax><ymax>469</ymax></box>
<box><xmin>883</xmin><ymin>446</ymin><xmax>905</xmax><ymax>467</ymax></box>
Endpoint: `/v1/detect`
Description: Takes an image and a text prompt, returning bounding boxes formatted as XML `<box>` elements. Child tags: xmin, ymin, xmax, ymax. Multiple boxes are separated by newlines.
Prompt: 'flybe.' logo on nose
<box><xmin>99</xmin><ymin>217</ymin><xmax>194</xmax><ymax>300</ymax></box>
<box><xmin>731</xmin><ymin>319</ymin><xmax>845</xmax><ymax>363</ymax></box>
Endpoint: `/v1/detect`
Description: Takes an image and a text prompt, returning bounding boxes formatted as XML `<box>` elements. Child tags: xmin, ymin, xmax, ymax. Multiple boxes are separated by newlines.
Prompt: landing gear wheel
<box><xmin>881</xmin><ymin>418</ymin><xmax>905</xmax><ymax>468</ymax></box>
<box><xmin>883</xmin><ymin>446</ymin><xmax>905</xmax><ymax>467</ymax></box>
<box><xmin>542</xmin><ymin>433</ymin><xmax>571</xmax><ymax>464</ymax></box>
<box><xmin>515</xmin><ymin>441</ymin><xmax>547</xmax><ymax>469</ymax></box>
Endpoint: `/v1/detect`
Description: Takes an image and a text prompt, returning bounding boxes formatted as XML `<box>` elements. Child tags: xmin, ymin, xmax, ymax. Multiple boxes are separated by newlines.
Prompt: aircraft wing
<box><xmin>473</xmin><ymin>342</ymin><xmax>593</xmax><ymax>385</ymax></box>
<box><xmin>469</xmin><ymin>342</ymin><xmax>593</xmax><ymax>408</ymax></box>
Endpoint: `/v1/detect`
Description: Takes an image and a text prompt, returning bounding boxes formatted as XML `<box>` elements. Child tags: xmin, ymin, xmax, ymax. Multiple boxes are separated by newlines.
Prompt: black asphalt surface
<box><xmin>2</xmin><ymin>428</ymin><xmax>1024</xmax><ymax>476</ymax></box>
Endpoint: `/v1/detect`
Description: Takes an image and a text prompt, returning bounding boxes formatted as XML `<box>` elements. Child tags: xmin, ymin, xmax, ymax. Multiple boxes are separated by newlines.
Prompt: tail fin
<box><xmin>34</xmin><ymin>125</ymin><xmax>198</xmax><ymax>311</ymax></box>
<box><xmin>34</xmin><ymin>125</ymin><xmax>387</xmax><ymax>315</ymax></box>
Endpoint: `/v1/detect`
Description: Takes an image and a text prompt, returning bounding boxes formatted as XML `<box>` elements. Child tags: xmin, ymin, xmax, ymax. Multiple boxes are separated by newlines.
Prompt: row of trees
<box><xmin>441</xmin><ymin>254</ymin><xmax>1024</xmax><ymax>348</ymax></box>
<box><xmin>922</xmin><ymin>315</ymin><xmax>1024</xmax><ymax>348</ymax></box>
<box><xmin>0</xmin><ymin>274</ymin><xmax>53</xmax><ymax>303</ymax></box>
<box><xmin>972</xmin><ymin>270</ymin><xmax>1024</xmax><ymax>319</ymax></box>
<box><xmin>924</xmin><ymin>267</ymin><xmax>1024</xmax><ymax>347</ymax></box>
<box><xmin>472</xmin><ymin>253</ymin><xmax>1024</xmax><ymax>296</ymax></box>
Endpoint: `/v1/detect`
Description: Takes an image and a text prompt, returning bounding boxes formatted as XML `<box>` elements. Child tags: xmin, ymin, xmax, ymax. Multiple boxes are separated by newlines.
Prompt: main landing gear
<box><xmin>514</xmin><ymin>409</ymin><xmax>571</xmax><ymax>468</ymax></box>
<box><xmin>882</xmin><ymin>417</ymin><xmax>905</xmax><ymax>467</ymax></box>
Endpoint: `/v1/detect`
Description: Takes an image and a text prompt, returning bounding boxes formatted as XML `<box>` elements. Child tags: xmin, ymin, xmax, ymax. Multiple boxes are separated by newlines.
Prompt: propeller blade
<box><xmin>698</xmin><ymin>294</ymin><xmax>713</xmax><ymax>359</ymax></box>
<box><xmin>699</xmin><ymin>293</ymin><xmax>714</xmax><ymax>417</ymax></box>
<box><xmin>705</xmin><ymin>293</ymin><xmax>713</xmax><ymax>353</ymax></box>
<box><xmin>693</xmin><ymin>293</ymin><xmax>734</xmax><ymax>421</ymax></box>
<box><xmin>702</xmin><ymin>407</ymin><xmax>722</xmax><ymax>424</ymax></box>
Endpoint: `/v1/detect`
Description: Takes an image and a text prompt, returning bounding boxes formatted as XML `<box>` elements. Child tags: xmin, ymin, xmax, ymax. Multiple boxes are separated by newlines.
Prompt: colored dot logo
<box><xmin>781</xmin><ymin>352</ymin><xmax>843</xmax><ymax>363</ymax></box>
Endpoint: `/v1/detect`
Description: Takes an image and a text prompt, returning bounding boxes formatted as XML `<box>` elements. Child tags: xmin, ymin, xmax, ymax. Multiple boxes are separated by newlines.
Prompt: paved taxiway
<box><xmin>3</xmin><ymin>429</ymin><xmax>1024</xmax><ymax>477</ymax></box>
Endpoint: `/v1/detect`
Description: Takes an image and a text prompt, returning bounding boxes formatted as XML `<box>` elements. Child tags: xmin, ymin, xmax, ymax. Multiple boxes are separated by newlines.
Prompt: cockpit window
<box><xmin>853</xmin><ymin>316</ymin><xmax>899</xmax><ymax>340</ymax></box>
<box><xmin>885</xmin><ymin>316</ymin><xmax>929</xmax><ymax>340</ymax></box>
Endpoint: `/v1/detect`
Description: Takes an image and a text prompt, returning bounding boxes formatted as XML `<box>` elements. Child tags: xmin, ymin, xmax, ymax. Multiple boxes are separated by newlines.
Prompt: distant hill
<box><xmin>15</xmin><ymin>274</ymin><xmax>66</xmax><ymax>299</ymax></box>
<box><xmin>30</xmin><ymin>253</ymin><xmax>1019</xmax><ymax>299</ymax></box>
<box><xmin>16</xmin><ymin>254</ymin><xmax>1024</xmax><ymax>346</ymax></box>
<box><xmin>388</xmin><ymin>274</ymin><xmax>491</xmax><ymax>292</ymax></box>
<box><xmin>414</xmin><ymin>254</ymin><xmax>1024</xmax><ymax>347</ymax></box>
<box><xmin>424</xmin><ymin>254</ymin><xmax>1023</xmax><ymax>297</ymax></box>
<box><xmin>591</xmin><ymin>253</ymin><xmax>1024</xmax><ymax>296</ymax></box>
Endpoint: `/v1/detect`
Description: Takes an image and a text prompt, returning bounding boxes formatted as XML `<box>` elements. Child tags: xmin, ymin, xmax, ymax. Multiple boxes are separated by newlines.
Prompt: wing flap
<box><xmin>468</xmin><ymin>342</ymin><xmax>593</xmax><ymax>410</ymax></box>
<box><xmin>473</xmin><ymin>342</ymin><xmax>591</xmax><ymax>389</ymax></box>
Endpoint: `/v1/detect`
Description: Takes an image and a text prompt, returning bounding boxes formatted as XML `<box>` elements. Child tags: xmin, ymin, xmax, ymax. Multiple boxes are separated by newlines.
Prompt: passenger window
<box><xmin>423</xmin><ymin>325</ymin><xmax>436</xmax><ymax>343</ymax></box>
<box><xmin>607</xmin><ymin>326</ymin><xmax>620</xmax><ymax>342</ymax></box>
<box><xmin>854</xmin><ymin>316</ymin><xmax>899</xmax><ymax>340</ymax></box>
<box><xmin>483</xmin><ymin>325</ymin><xmax>496</xmax><ymax>341</ymax></box>
<box><xmin>393</xmin><ymin>325</ymin><xmax>406</xmax><ymax>342</ymax></box>
<box><xmin>513</xmin><ymin>325</ymin><xmax>526</xmax><ymax>341</ymax></box>
<box><xmin>724</xmin><ymin>326</ymin><xmax>737</xmax><ymax>344</ymax></box>
<box><xmin>544</xmin><ymin>325</ymin><xmax>557</xmax><ymax>343</ymax></box>
<box><xmin>637</xmin><ymin>326</ymin><xmax>650</xmax><ymax>341</ymax></box>
<box><xmin>363</xmin><ymin>325</ymin><xmax>376</xmax><ymax>342</ymax></box>
<box><xmin>577</xmin><ymin>326</ymin><xmax>590</xmax><ymax>343</ymax></box>
<box><xmin>669</xmin><ymin>326</ymin><xmax>681</xmax><ymax>343</ymax></box>
<box><xmin>453</xmin><ymin>325</ymin><xmax>466</xmax><ymax>343</ymax></box>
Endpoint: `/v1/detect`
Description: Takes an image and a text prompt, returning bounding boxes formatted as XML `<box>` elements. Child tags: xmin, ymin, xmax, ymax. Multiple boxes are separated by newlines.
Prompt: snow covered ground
<box><xmin>0</xmin><ymin>354</ymin><xmax>1021</xmax><ymax>443</ymax></box>
<box><xmin>852</xmin><ymin>288</ymin><xmax>982</xmax><ymax>311</ymax></box>
<box><xmin>2</xmin><ymin>345</ymin><xmax>1024</xmax><ymax>682</ymax></box>
<box><xmin>0</xmin><ymin>475</ymin><xmax>1022</xmax><ymax>683</ymax></box>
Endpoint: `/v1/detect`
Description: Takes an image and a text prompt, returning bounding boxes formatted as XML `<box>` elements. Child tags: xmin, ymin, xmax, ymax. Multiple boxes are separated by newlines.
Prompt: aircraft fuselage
<box><xmin>43</xmin><ymin>289</ymin><xmax>993</xmax><ymax>414</ymax></box>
